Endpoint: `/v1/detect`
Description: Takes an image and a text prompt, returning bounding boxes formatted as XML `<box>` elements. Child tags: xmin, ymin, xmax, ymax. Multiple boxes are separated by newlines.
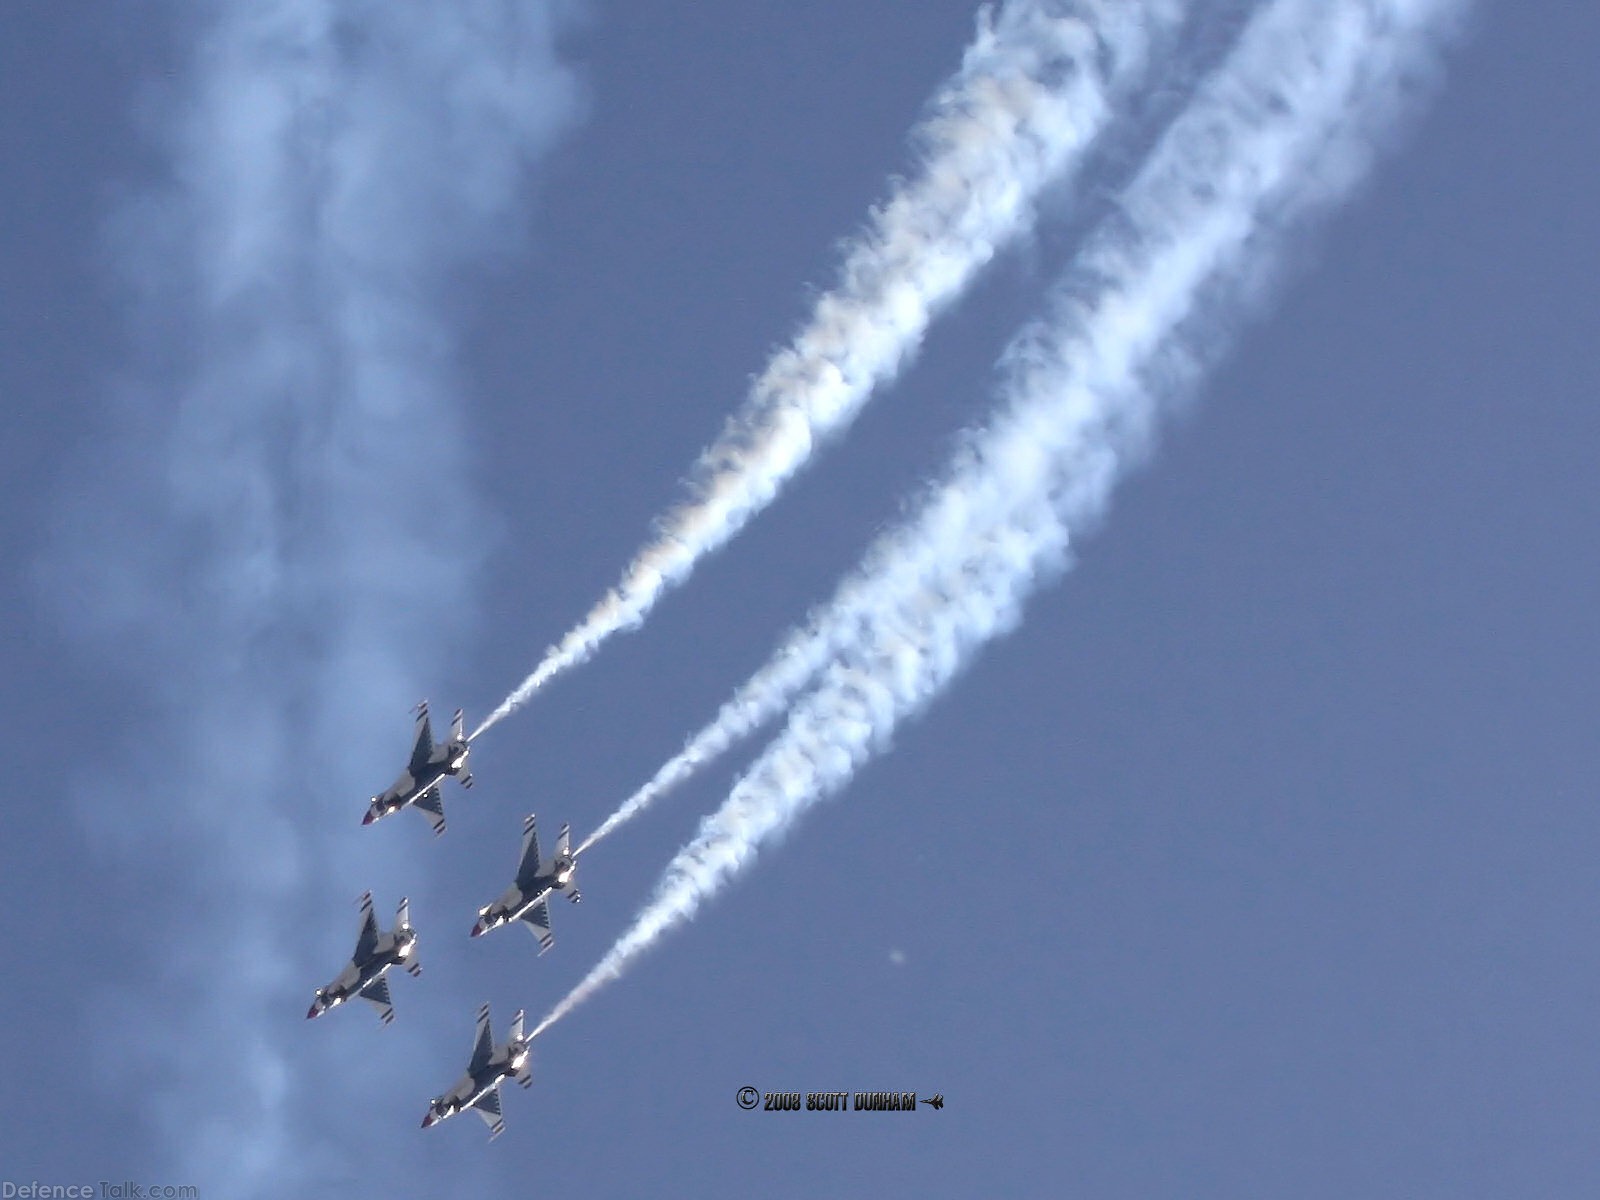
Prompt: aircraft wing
<box><xmin>468</xmin><ymin>1003</ymin><xmax>495</xmax><ymax>1075</ymax></box>
<box><xmin>519</xmin><ymin>899</ymin><xmax>555</xmax><ymax>955</ymax></box>
<box><xmin>407</xmin><ymin>705</ymin><xmax>435</xmax><ymax>775</ymax></box>
<box><xmin>414</xmin><ymin>787</ymin><xmax>446</xmax><ymax>837</ymax></box>
<box><xmin>353</xmin><ymin>892</ymin><xmax>380</xmax><ymax>962</ymax></box>
<box><xmin>358</xmin><ymin>976</ymin><xmax>394</xmax><ymax>1025</ymax></box>
<box><xmin>472</xmin><ymin>1086</ymin><xmax>505</xmax><ymax>1139</ymax></box>
<box><xmin>515</xmin><ymin>813</ymin><xmax>543</xmax><ymax>887</ymax></box>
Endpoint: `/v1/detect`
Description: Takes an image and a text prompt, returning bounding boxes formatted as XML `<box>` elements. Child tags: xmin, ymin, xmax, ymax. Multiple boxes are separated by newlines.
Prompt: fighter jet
<box><xmin>470</xmin><ymin>814</ymin><xmax>580</xmax><ymax>952</ymax></box>
<box><xmin>363</xmin><ymin>700</ymin><xmax>473</xmax><ymax>836</ymax></box>
<box><xmin>421</xmin><ymin>1003</ymin><xmax>533</xmax><ymax>1139</ymax></box>
<box><xmin>307</xmin><ymin>892</ymin><xmax>420</xmax><ymax>1025</ymax></box>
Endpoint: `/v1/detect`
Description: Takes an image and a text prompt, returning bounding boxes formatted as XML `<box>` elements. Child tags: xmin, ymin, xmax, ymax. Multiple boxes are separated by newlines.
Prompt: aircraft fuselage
<box><xmin>477</xmin><ymin>860</ymin><xmax>573</xmax><ymax>934</ymax></box>
<box><xmin>311</xmin><ymin>931</ymin><xmax>414</xmax><ymax>1011</ymax></box>
<box><xmin>368</xmin><ymin>744</ymin><xmax>469</xmax><ymax>820</ymax></box>
<box><xmin>423</xmin><ymin>1046</ymin><xmax>528</xmax><ymax>1127</ymax></box>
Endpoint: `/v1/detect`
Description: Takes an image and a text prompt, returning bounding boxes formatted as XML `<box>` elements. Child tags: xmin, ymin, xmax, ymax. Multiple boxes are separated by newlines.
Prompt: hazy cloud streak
<box><xmin>46</xmin><ymin>2</ymin><xmax>577</xmax><ymax>1192</ymax></box>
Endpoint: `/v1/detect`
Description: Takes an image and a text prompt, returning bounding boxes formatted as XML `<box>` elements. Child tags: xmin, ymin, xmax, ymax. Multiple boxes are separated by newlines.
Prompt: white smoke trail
<box><xmin>44</xmin><ymin>2</ymin><xmax>576</xmax><ymax>1192</ymax></box>
<box><xmin>537</xmin><ymin>0</ymin><xmax>1466</xmax><ymax>1036</ymax></box>
<box><xmin>576</xmin><ymin>468</ymin><xmax>1053</xmax><ymax>854</ymax></box>
<box><xmin>476</xmin><ymin>0</ymin><xmax>1188</xmax><ymax>738</ymax></box>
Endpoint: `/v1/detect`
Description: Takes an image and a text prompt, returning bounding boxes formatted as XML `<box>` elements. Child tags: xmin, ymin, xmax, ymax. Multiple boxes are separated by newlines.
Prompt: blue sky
<box><xmin>5</xmin><ymin>1</ymin><xmax>1600</xmax><ymax>1196</ymax></box>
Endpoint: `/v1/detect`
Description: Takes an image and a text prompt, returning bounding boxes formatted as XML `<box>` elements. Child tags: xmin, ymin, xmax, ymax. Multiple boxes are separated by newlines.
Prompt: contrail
<box><xmin>536</xmin><ymin>0</ymin><xmax>1466</xmax><ymax>1037</ymax></box>
<box><xmin>476</xmin><ymin>0</ymin><xmax>1188</xmax><ymax>738</ymax></box>
<box><xmin>576</xmin><ymin>479</ymin><xmax>1045</xmax><ymax>854</ymax></box>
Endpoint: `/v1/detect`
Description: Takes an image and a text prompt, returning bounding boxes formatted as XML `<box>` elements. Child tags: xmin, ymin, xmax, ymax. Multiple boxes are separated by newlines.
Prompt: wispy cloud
<box><xmin>44</xmin><ymin>1</ymin><xmax>579</xmax><ymax>1191</ymax></box>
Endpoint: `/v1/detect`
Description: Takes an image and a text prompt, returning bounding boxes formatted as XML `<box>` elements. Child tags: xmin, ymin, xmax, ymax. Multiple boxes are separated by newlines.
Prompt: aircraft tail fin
<box><xmin>556</xmin><ymin>824</ymin><xmax>580</xmax><ymax>902</ymax></box>
<box><xmin>396</xmin><ymin>896</ymin><xmax>422</xmax><ymax>975</ymax></box>
<box><xmin>451</xmin><ymin>708</ymin><xmax>473</xmax><ymax>787</ymax></box>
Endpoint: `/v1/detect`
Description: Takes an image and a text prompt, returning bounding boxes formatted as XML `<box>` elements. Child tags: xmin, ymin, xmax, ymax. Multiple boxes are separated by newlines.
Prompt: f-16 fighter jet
<box><xmin>307</xmin><ymin>893</ymin><xmax>420</xmax><ymax>1025</ymax></box>
<box><xmin>421</xmin><ymin>1003</ymin><xmax>532</xmax><ymax>1139</ymax></box>
<box><xmin>363</xmin><ymin>701</ymin><xmax>473</xmax><ymax>836</ymax></box>
<box><xmin>471</xmin><ymin>814</ymin><xmax>581</xmax><ymax>952</ymax></box>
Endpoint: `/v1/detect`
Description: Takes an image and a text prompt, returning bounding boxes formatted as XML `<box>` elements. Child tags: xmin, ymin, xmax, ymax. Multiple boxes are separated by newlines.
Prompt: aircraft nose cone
<box><xmin>470</xmin><ymin>921</ymin><xmax>484</xmax><ymax>937</ymax></box>
<box><xmin>306</xmin><ymin>1004</ymin><xmax>320</xmax><ymax>1019</ymax></box>
<box><xmin>361</xmin><ymin>809</ymin><xmax>376</xmax><ymax>825</ymax></box>
<box><xmin>421</xmin><ymin>1112</ymin><xmax>436</xmax><ymax>1129</ymax></box>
